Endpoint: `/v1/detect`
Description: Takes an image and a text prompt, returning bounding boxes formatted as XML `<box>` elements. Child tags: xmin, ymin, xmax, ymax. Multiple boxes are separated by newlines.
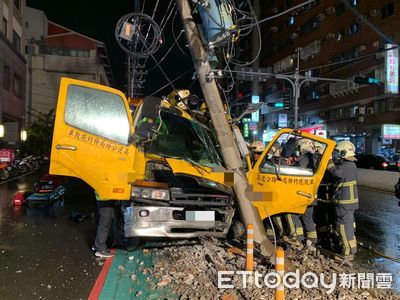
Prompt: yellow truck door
<box><xmin>247</xmin><ymin>129</ymin><xmax>335</xmax><ymax>220</ymax></box>
<box><xmin>50</xmin><ymin>78</ymin><xmax>136</xmax><ymax>200</ymax></box>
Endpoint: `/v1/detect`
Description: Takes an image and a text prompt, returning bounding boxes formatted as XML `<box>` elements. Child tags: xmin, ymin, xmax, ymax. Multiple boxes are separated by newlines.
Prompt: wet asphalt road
<box><xmin>0</xmin><ymin>168</ymin><xmax>100</xmax><ymax>300</ymax></box>
<box><xmin>354</xmin><ymin>187</ymin><xmax>400</xmax><ymax>291</ymax></box>
<box><xmin>0</xmin><ymin>169</ymin><xmax>399</xmax><ymax>298</ymax></box>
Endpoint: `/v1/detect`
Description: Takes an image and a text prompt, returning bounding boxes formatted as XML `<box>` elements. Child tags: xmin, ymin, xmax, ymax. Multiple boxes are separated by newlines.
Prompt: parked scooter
<box><xmin>0</xmin><ymin>162</ymin><xmax>10</xmax><ymax>180</ymax></box>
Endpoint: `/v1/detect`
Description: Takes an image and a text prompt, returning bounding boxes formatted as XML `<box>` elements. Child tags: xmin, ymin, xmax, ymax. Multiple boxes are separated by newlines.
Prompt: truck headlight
<box><xmin>131</xmin><ymin>186</ymin><xmax>170</xmax><ymax>201</ymax></box>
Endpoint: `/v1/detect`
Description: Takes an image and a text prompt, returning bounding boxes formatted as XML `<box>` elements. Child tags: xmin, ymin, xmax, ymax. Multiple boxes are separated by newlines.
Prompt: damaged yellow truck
<box><xmin>50</xmin><ymin>78</ymin><xmax>335</xmax><ymax>239</ymax></box>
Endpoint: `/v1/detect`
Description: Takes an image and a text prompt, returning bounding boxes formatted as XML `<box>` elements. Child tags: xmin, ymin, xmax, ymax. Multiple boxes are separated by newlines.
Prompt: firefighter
<box><xmin>315</xmin><ymin>170</ymin><xmax>337</xmax><ymax>249</ymax></box>
<box><xmin>328</xmin><ymin>141</ymin><xmax>359</xmax><ymax>260</ymax></box>
<box><xmin>295</xmin><ymin>138</ymin><xmax>318</xmax><ymax>245</ymax></box>
<box><xmin>283</xmin><ymin>213</ymin><xmax>304</xmax><ymax>243</ymax></box>
<box><xmin>250</xmin><ymin>141</ymin><xmax>264</xmax><ymax>165</ymax></box>
<box><xmin>259</xmin><ymin>142</ymin><xmax>285</xmax><ymax>240</ymax></box>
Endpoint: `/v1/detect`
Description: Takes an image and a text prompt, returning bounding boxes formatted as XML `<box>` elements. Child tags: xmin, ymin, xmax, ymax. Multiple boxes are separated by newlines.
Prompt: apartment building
<box><xmin>0</xmin><ymin>0</ymin><xmax>26</xmax><ymax>147</ymax></box>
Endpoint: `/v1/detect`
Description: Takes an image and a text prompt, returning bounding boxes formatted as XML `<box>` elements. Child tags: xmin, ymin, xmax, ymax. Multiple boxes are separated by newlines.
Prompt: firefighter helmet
<box><xmin>299</xmin><ymin>138</ymin><xmax>315</xmax><ymax>154</ymax></box>
<box><xmin>251</xmin><ymin>141</ymin><xmax>265</xmax><ymax>153</ymax></box>
<box><xmin>335</xmin><ymin>141</ymin><xmax>356</xmax><ymax>159</ymax></box>
<box><xmin>314</xmin><ymin>141</ymin><xmax>325</xmax><ymax>154</ymax></box>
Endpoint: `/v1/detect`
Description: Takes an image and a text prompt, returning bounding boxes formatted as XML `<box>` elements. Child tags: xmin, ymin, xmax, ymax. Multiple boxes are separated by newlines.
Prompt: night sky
<box><xmin>26</xmin><ymin>0</ymin><xmax>198</xmax><ymax>96</ymax></box>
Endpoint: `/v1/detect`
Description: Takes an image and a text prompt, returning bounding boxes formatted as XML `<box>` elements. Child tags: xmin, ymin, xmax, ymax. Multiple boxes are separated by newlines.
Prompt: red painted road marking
<box><xmin>88</xmin><ymin>249</ymin><xmax>116</xmax><ymax>300</ymax></box>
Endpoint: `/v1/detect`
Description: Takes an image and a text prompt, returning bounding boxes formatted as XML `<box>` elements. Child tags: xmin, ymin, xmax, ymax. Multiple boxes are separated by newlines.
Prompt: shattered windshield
<box><xmin>144</xmin><ymin>111</ymin><xmax>221</xmax><ymax>167</ymax></box>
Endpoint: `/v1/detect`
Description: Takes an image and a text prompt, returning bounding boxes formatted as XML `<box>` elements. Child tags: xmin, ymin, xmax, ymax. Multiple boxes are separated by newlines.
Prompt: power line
<box><xmin>239</xmin><ymin>0</ymin><xmax>316</xmax><ymax>30</ymax></box>
<box><xmin>150</xmin><ymin>67</ymin><xmax>195</xmax><ymax>96</ymax></box>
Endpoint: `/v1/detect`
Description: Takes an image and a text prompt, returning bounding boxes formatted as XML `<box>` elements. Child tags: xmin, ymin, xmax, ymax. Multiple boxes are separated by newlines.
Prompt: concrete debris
<box><xmin>157</xmin><ymin>275</ymin><xmax>172</xmax><ymax>287</ymax></box>
<box><xmin>117</xmin><ymin>265</ymin><xmax>125</xmax><ymax>273</ymax></box>
<box><xmin>151</xmin><ymin>238</ymin><xmax>399</xmax><ymax>299</ymax></box>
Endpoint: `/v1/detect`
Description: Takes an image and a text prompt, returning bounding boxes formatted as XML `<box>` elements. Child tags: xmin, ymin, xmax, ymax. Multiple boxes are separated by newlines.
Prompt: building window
<box><xmin>3</xmin><ymin>65</ymin><xmax>10</xmax><ymax>91</ymax></box>
<box><xmin>13</xmin><ymin>0</ymin><xmax>20</xmax><ymax>10</ymax></box>
<box><xmin>348</xmin><ymin>22</ymin><xmax>360</xmax><ymax>35</ymax></box>
<box><xmin>13</xmin><ymin>75</ymin><xmax>22</xmax><ymax>98</ymax></box>
<box><xmin>2</xmin><ymin>17</ymin><xmax>7</xmax><ymax>35</ymax></box>
<box><xmin>350</xmin><ymin>0</ymin><xmax>358</xmax><ymax>7</ymax></box>
<box><xmin>78</xmin><ymin>50</ymin><xmax>90</xmax><ymax>58</ymax></box>
<box><xmin>382</xmin><ymin>3</ymin><xmax>394</xmax><ymax>19</ymax></box>
<box><xmin>336</xmin><ymin>3</ymin><xmax>345</xmax><ymax>16</ymax></box>
<box><xmin>12</xmin><ymin>30</ymin><xmax>21</xmax><ymax>51</ymax></box>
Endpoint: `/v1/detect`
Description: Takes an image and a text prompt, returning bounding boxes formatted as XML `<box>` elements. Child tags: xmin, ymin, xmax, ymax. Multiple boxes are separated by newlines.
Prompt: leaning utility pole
<box><xmin>176</xmin><ymin>0</ymin><xmax>275</xmax><ymax>259</ymax></box>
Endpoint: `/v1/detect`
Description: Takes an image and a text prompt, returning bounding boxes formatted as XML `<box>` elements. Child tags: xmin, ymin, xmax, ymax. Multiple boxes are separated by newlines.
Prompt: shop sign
<box><xmin>251</xmin><ymin>95</ymin><xmax>260</xmax><ymax>122</ymax></box>
<box><xmin>315</xmin><ymin>129</ymin><xmax>327</xmax><ymax>138</ymax></box>
<box><xmin>300</xmin><ymin>124</ymin><xmax>324</xmax><ymax>135</ymax></box>
<box><xmin>382</xmin><ymin>124</ymin><xmax>400</xmax><ymax>139</ymax></box>
<box><xmin>385</xmin><ymin>44</ymin><xmax>399</xmax><ymax>94</ymax></box>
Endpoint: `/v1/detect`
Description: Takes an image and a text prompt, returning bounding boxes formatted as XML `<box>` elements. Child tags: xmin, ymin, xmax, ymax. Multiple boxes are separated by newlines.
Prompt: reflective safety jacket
<box><xmin>328</xmin><ymin>160</ymin><xmax>359</xmax><ymax>209</ymax></box>
<box><xmin>317</xmin><ymin>171</ymin><xmax>336</xmax><ymax>203</ymax></box>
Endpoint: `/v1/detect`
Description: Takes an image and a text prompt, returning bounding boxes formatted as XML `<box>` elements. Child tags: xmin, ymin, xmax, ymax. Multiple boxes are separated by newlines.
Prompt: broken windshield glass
<box><xmin>143</xmin><ymin>111</ymin><xmax>221</xmax><ymax>167</ymax></box>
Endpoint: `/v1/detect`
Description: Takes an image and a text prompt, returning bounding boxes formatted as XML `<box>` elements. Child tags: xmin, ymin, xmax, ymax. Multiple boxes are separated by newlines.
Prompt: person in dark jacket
<box><xmin>93</xmin><ymin>192</ymin><xmax>116</xmax><ymax>258</ymax></box>
<box><xmin>328</xmin><ymin>141</ymin><xmax>359</xmax><ymax>260</ymax></box>
<box><xmin>296</xmin><ymin>139</ymin><xmax>318</xmax><ymax>245</ymax></box>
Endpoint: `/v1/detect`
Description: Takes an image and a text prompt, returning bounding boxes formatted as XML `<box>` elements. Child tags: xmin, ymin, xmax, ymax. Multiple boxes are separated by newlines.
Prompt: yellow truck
<box><xmin>50</xmin><ymin>78</ymin><xmax>335</xmax><ymax>239</ymax></box>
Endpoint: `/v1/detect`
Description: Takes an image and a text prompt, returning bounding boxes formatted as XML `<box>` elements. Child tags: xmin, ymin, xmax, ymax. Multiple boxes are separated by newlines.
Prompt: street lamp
<box><xmin>20</xmin><ymin>130</ymin><xmax>27</xmax><ymax>141</ymax></box>
<box><xmin>0</xmin><ymin>125</ymin><xmax>4</xmax><ymax>138</ymax></box>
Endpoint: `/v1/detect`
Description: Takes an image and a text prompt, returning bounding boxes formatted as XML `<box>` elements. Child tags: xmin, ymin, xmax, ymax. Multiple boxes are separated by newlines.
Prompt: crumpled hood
<box><xmin>165</xmin><ymin>158</ymin><xmax>227</xmax><ymax>186</ymax></box>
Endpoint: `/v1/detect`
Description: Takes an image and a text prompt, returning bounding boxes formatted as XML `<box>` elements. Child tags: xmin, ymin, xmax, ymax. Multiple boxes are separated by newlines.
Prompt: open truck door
<box><xmin>247</xmin><ymin>129</ymin><xmax>335</xmax><ymax>220</ymax></box>
<box><xmin>50</xmin><ymin>78</ymin><xmax>136</xmax><ymax>200</ymax></box>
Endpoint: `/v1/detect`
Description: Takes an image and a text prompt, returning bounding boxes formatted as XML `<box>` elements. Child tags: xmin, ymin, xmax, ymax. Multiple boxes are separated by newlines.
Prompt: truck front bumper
<box><xmin>123</xmin><ymin>206</ymin><xmax>234</xmax><ymax>238</ymax></box>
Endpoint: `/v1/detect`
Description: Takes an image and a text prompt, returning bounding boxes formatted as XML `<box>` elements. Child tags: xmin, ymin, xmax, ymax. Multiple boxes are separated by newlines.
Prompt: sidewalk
<box><xmin>89</xmin><ymin>249</ymin><xmax>176</xmax><ymax>299</ymax></box>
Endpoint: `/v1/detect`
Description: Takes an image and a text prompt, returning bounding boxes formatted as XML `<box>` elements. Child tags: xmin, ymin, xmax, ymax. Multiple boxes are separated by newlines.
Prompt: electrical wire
<box><xmin>239</xmin><ymin>0</ymin><xmax>316</xmax><ymax>30</ymax></box>
<box><xmin>159</xmin><ymin>0</ymin><xmax>175</xmax><ymax>31</ymax></box>
<box><xmin>148</xmin><ymin>30</ymin><xmax>184</xmax><ymax>72</ymax></box>
<box><xmin>150</xmin><ymin>67</ymin><xmax>195</xmax><ymax>96</ymax></box>
<box><xmin>228</xmin><ymin>0</ymin><xmax>262</xmax><ymax>67</ymax></box>
<box><xmin>171</xmin><ymin>11</ymin><xmax>189</xmax><ymax>56</ymax></box>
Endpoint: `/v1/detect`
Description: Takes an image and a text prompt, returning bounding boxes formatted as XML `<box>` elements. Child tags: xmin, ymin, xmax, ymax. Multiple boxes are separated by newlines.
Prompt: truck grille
<box><xmin>169</xmin><ymin>187</ymin><xmax>233</xmax><ymax>207</ymax></box>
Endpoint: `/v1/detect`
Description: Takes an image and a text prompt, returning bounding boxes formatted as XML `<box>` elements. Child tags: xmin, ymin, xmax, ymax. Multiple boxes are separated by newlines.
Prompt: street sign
<box><xmin>278</xmin><ymin>113</ymin><xmax>288</xmax><ymax>127</ymax></box>
<box><xmin>249</xmin><ymin>123</ymin><xmax>257</xmax><ymax>130</ymax></box>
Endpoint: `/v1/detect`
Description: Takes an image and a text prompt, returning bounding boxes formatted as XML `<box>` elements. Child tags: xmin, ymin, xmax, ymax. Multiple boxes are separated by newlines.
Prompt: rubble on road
<box><xmin>149</xmin><ymin>238</ymin><xmax>399</xmax><ymax>299</ymax></box>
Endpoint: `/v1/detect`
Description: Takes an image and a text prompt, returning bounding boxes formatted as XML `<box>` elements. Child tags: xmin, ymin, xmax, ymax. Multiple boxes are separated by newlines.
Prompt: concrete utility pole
<box><xmin>176</xmin><ymin>0</ymin><xmax>275</xmax><ymax>259</ymax></box>
<box><xmin>27</xmin><ymin>40</ymin><xmax>34</xmax><ymax>127</ymax></box>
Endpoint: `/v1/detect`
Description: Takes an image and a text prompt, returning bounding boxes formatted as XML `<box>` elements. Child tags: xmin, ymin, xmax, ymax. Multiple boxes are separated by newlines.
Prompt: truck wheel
<box><xmin>126</xmin><ymin>237</ymin><xmax>141</xmax><ymax>251</ymax></box>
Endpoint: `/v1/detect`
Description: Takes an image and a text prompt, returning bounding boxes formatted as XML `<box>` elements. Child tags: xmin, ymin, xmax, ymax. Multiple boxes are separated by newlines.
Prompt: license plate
<box><xmin>185</xmin><ymin>211</ymin><xmax>215</xmax><ymax>221</ymax></box>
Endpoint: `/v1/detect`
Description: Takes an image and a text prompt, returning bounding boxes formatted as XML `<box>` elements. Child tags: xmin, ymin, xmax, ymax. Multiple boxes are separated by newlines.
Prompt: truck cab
<box><xmin>50</xmin><ymin>78</ymin><xmax>334</xmax><ymax>239</ymax></box>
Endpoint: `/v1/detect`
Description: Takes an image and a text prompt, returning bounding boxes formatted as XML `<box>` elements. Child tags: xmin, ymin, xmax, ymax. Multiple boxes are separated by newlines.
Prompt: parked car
<box><xmin>356</xmin><ymin>154</ymin><xmax>400</xmax><ymax>171</ymax></box>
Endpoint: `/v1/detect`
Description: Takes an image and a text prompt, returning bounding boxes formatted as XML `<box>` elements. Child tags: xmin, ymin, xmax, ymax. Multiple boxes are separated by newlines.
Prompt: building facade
<box><xmin>241</xmin><ymin>0</ymin><xmax>400</xmax><ymax>154</ymax></box>
<box><xmin>0</xmin><ymin>0</ymin><xmax>26</xmax><ymax>147</ymax></box>
<box><xmin>24</xmin><ymin>7</ymin><xmax>114</xmax><ymax>125</ymax></box>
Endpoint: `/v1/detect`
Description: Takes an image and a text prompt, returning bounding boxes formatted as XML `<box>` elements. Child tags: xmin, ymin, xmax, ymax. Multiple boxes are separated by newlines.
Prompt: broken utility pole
<box><xmin>175</xmin><ymin>0</ymin><xmax>276</xmax><ymax>261</ymax></box>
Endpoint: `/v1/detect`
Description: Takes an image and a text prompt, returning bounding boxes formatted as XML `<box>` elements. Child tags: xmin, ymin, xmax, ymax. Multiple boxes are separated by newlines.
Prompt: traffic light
<box><xmin>283</xmin><ymin>90</ymin><xmax>291</xmax><ymax>110</ymax></box>
<box><xmin>354</xmin><ymin>76</ymin><xmax>380</xmax><ymax>85</ymax></box>
<box><xmin>267</xmin><ymin>102</ymin><xmax>284</xmax><ymax>108</ymax></box>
